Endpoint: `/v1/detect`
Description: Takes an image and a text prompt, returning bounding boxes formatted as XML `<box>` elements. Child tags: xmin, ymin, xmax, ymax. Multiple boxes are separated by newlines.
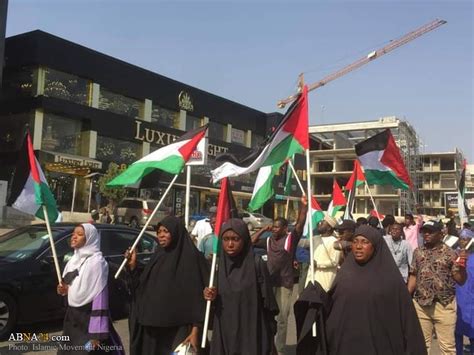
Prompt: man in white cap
<box><xmin>300</xmin><ymin>214</ymin><xmax>342</xmax><ymax>291</ymax></box>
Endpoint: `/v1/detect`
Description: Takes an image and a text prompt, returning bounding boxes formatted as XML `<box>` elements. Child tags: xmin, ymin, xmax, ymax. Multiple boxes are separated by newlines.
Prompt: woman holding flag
<box><xmin>203</xmin><ymin>218</ymin><xmax>279</xmax><ymax>355</ymax></box>
<box><xmin>125</xmin><ymin>216</ymin><xmax>209</xmax><ymax>354</ymax></box>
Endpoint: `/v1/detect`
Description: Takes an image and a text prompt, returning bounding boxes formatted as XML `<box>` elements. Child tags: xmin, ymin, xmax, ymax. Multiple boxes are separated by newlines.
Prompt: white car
<box><xmin>240</xmin><ymin>212</ymin><xmax>273</xmax><ymax>231</ymax></box>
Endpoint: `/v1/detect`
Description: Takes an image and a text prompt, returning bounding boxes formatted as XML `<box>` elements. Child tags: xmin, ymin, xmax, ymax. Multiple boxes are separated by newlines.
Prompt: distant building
<box><xmin>308</xmin><ymin>117</ymin><xmax>420</xmax><ymax>216</ymax></box>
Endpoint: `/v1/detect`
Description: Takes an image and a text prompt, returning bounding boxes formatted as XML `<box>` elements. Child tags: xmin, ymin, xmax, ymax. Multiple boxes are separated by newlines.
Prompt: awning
<box><xmin>39</xmin><ymin>150</ymin><xmax>103</xmax><ymax>176</ymax></box>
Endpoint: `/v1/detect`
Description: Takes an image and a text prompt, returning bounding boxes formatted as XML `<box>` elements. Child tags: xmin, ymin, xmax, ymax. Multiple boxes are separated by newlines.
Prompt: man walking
<box><xmin>252</xmin><ymin>196</ymin><xmax>307</xmax><ymax>355</ymax></box>
<box><xmin>408</xmin><ymin>220</ymin><xmax>468</xmax><ymax>354</ymax></box>
<box><xmin>384</xmin><ymin>222</ymin><xmax>413</xmax><ymax>283</ymax></box>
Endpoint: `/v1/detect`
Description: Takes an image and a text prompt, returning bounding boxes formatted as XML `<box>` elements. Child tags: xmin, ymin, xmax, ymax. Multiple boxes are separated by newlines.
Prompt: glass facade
<box><xmin>44</xmin><ymin>68</ymin><xmax>91</xmax><ymax>105</ymax></box>
<box><xmin>0</xmin><ymin>112</ymin><xmax>34</xmax><ymax>151</ymax></box>
<box><xmin>2</xmin><ymin>66</ymin><xmax>37</xmax><ymax>98</ymax></box>
<box><xmin>42</xmin><ymin>113</ymin><xmax>83</xmax><ymax>155</ymax></box>
<box><xmin>209</xmin><ymin>121</ymin><xmax>227</xmax><ymax>141</ymax></box>
<box><xmin>252</xmin><ymin>134</ymin><xmax>264</xmax><ymax>148</ymax></box>
<box><xmin>186</xmin><ymin>114</ymin><xmax>202</xmax><ymax>131</ymax></box>
<box><xmin>96</xmin><ymin>135</ymin><xmax>142</xmax><ymax>166</ymax></box>
<box><xmin>99</xmin><ymin>88</ymin><xmax>141</xmax><ymax>118</ymax></box>
<box><xmin>151</xmin><ymin>104</ymin><xmax>180</xmax><ymax>128</ymax></box>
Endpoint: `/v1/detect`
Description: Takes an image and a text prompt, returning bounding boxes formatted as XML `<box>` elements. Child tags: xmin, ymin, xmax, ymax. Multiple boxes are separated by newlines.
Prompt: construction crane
<box><xmin>277</xmin><ymin>19</ymin><xmax>447</xmax><ymax>108</ymax></box>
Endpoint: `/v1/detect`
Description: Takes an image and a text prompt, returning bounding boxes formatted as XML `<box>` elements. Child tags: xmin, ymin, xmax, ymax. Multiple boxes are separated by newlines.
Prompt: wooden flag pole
<box><xmin>184</xmin><ymin>165</ymin><xmax>192</xmax><ymax>230</ymax></box>
<box><xmin>288</xmin><ymin>160</ymin><xmax>305</xmax><ymax>195</ymax></box>
<box><xmin>42</xmin><ymin>206</ymin><xmax>62</xmax><ymax>284</ymax></box>
<box><xmin>114</xmin><ymin>174</ymin><xmax>180</xmax><ymax>279</ymax></box>
<box><xmin>201</xmin><ymin>252</ymin><xmax>217</xmax><ymax>348</ymax></box>
<box><xmin>364</xmin><ymin>181</ymin><xmax>384</xmax><ymax>229</ymax></box>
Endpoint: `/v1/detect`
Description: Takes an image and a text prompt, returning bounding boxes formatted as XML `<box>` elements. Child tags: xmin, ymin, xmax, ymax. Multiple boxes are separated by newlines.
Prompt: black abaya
<box><xmin>325</xmin><ymin>225</ymin><xmax>426</xmax><ymax>355</ymax></box>
<box><xmin>127</xmin><ymin>216</ymin><xmax>209</xmax><ymax>355</ymax></box>
<box><xmin>210</xmin><ymin>218</ymin><xmax>279</xmax><ymax>355</ymax></box>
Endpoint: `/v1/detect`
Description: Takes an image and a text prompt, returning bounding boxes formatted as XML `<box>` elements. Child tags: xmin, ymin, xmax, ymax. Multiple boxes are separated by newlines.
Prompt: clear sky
<box><xmin>6</xmin><ymin>0</ymin><xmax>473</xmax><ymax>161</ymax></box>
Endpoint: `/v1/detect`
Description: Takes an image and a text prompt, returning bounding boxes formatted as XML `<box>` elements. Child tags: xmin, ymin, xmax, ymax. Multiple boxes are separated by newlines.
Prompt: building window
<box><xmin>185</xmin><ymin>114</ymin><xmax>202</xmax><ymax>131</ymax></box>
<box><xmin>99</xmin><ymin>88</ymin><xmax>141</xmax><ymax>118</ymax></box>
<box><xmin>151</xmin><ymin>104</ymin><xmax>180</xmax><ymax>129</ymax></box>
<box><xmin>209</xmin><ymin>121</ymin><xmax>227</xmax><ymax>141</ymax></box>
<box><xmin>42</xmin><ymin>113</ymin><xmax>83</xmax><ymax>155</ymax></box>
<box><xmin>440</xmin><ymin>159</ymin><xmax>455</xmax><ymax>171</ymax></box>
<box><xmin>44</xmin><ymin>68</ymin><xmax>91</xmax><ymax>105</ymax></box>
<box><xmin>96</xmin><ymin>136</ymin><xmax>141</xmax><ymax>165</ymax></box>
<box><xmin>231</xmin><ymin>127</ymin><xmax>246</xmax><ymax>146</ymax></box>
<box><xmin>2</xmin><ymin>66</ymin><xmax>37</xmax><ymax>98</ymax></box>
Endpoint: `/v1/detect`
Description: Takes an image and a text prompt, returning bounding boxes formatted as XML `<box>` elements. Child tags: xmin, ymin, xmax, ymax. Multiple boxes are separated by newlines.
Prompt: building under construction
<box><xmin>308</xmin><ymin>116</ymin><xmax>421</xmax><ymax>217</ymax></box>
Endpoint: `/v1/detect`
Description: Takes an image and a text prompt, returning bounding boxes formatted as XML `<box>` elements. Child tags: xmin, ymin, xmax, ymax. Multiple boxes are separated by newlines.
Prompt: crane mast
<box><xmin>277</xmin><ymin>19</ymin><xmax>447</xmax><ymax>108</ymax></box>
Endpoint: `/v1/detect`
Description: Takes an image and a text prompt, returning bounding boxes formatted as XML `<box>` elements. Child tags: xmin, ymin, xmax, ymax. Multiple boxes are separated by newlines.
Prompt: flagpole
<box><xmin>364</xmin><ymin>181</ymin><xmax>384</xmax><ymax>229</ymax></box>
<box><xmin>42</xmin><ymin>206</ymin><xmax>62</xmax><ymax>284</ymax></box>
<box><xmin>288</xmin><ymin>160</ymin><xmax>305</xmax><ymax>195</ymax></box>
<box><xmin>184</xmin><ymin>165</ymin><xmax>191</xmax><ymax>230</ymax></box>
<box><xmin>114</xmin><ymin>174</ymin><xmax>180</xmax><ymax>279</ymax></box>
<box><xmin>201</xmin><ymin>252</ymin><xmax>217</xmax><ymax>348</ymax></box>
<box><xmin>305</xmin><ymin>148</ymin><xmax>317</xmax><ymax>337</ymax></box>
<box><xmin>285</xmin><ymin>197</ymin><xmax>290</xmax><ymax>219</ymax></box>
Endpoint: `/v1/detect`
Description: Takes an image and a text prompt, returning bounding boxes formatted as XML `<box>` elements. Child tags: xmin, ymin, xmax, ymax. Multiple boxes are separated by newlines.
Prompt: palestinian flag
<box><xmin>108</xmin><ymin>124</ymin><xmax>208</xmax><ymax>186</ymax></box>
<box><xmin>283</xmin><ymin>157</ymin><xmax>294</xmax><ymax>196</ymax></box>
<box><xmin>355</xmin><ymin>129</ymin><xmax>412</xmax><ymax>190</ymax></box>
<box><xmin>303</xmin><ymin>196</ymin><xmax>324</xmax><ymax>237</ymax></box>
<box><xmin>213</xmin><ymin>177</ymin><xmax>239</xmax><ymax>253</ymax></box>
<box><xmin>8</xmin><ymin>132</ymin><xmax>59</xmax><ymax>224</ymax></box>
<box><xmin>248</xmin><ymin>162</ymin><xmax>283</xmax><ymax>212</ymax></box>
<box><xmin>327</xmin><ymin>180</ymin><xmax>346</xmax><ymax>217</ymax></box>
<box><xmin>211</xmin><ymin>86</ymin><xmax>309</xmax><ymax>182</ymax></box>
<box><xmin>458</xmin><ymin>159</ymin><xmax>470</xmax><ymax>222</ymax></box>
<box><xmin>343</xmin><ymin>160</ymin><xmax>366</xmax><ymax>220</ymax></box>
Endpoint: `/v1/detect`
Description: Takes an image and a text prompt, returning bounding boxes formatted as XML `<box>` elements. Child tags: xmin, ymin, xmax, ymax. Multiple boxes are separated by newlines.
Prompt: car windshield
<box><xmin>253</xmin><ymin>213</ymin><xmax>265</xmax><ymax>218</ymax></box>
<box><xmin>147</xmin><ymin>202</ymin><xmax>157</xmax><ymax>210</ymax></box>
<box><xmin>0</xmin><ymin>227</ymin><xmax>63</xmax><ymax>262</ymax></box>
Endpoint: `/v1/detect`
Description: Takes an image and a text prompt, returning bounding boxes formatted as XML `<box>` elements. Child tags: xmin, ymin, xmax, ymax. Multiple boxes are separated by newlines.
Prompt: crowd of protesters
<box><xmin>55</xmin><ymin>201</ymin><xmax>473</xmax><ymax>355</ymax></box>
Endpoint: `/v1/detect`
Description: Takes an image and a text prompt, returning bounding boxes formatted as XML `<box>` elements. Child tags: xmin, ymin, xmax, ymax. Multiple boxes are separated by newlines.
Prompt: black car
<box><xmin>0</xmin><ymin>223</ymin><xmax>157</xmax><ymax>339</ymax></box>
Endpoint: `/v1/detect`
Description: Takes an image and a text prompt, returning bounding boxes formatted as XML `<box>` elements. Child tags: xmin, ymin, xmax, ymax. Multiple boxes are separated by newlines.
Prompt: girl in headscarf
<box><xmin>126</xmin><ymin>216</ymin><xmax>209</xmax><ymax>354</ymax></box>
<box><xmin>57</xmin><ymin>223</ymin><xmax>124</xmax><ymax>354</ymax></box>
<box><xmin>325</xmin><ymin>225</ymin><xmax>426</xmax><ymax>355</ymax></box>
<box><xmin>203</xmin><ymin>218</ymin><xmax>279</xmax><ymax>355</ymax></box>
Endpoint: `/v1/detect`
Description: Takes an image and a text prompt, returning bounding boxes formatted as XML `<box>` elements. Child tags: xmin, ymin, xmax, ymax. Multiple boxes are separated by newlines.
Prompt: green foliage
<box><xmin>98</xmin><ymin>163</ymin><xmax>127</xmax><ymax>207</ymax></box>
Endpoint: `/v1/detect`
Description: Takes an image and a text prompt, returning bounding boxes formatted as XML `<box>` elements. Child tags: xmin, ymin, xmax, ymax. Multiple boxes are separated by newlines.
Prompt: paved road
<box><xmin>0</xmin><ymin>285</ymin><xmax>448</xmax><ymax>355</ymax></box>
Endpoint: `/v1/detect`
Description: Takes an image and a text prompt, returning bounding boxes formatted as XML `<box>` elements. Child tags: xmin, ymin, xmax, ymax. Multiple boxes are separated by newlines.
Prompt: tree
<box><xmin>98</xmin><ymin>162</ymin><xmax>128</xmax><ymax>209</ymax></box>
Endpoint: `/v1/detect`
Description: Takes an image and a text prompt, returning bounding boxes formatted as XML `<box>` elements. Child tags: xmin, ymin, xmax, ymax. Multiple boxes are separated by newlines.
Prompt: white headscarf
<box><xmin>62</xmin><ymin>223</ymin><xmax>108</xmax><ymax>307</ymax></box>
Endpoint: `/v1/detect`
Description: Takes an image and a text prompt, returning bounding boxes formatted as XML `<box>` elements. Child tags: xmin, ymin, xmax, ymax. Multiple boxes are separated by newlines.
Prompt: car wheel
<box><xmin>129</xmin><ymin>217</ymin><xmax>139</xmax><ymax>229</ymax></box>
<box><xmin>247</xmin><ymin>222</ymin><xmax>254</xmax><ymax>231</ymax></box>
<box><xmin>0</xmin><ymin>291</ymin><xmax>17</xmax><ymax>340</ymax></box>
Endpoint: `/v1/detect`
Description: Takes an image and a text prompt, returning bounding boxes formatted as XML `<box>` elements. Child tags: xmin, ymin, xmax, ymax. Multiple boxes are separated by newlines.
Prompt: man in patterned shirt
<box><xmin>408</xmin><ymin>220</ymin><xmax>467</xmax><ymax>354</ymax></box>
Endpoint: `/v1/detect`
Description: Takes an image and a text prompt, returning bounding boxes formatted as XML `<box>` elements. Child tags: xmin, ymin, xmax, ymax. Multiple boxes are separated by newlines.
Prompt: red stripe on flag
<box><xmin>332</xmin><ymin>180</ymin><xmax>346</xmax><ymax>206</ymax></box>
<box><xmin>215</xmin><ymin>177</ymin><xmax>231</xmax><ymax>236</ymax></box>
<box><xmin>177</xmin><ymin>127</ymin><xmax>207</xmax><ymax>162</ymax></box>
<box><xmin>311</xmin><ymin>196</ymin><xmax>322</xmax><ymax>211</ymax></box>
<box><xmin>380</xmin><ymin>132</ymin><xmax>413</xmax><ymax>187</ymax></box>
<box><xmin>282</xmin><ymin>85</ymin><xmax>309</xmax><ymax>150</ymax></box>
<box><xmin>26</xmin><ymin>133</ymin><xmax>41</xmax><ymax>184</ymax></box>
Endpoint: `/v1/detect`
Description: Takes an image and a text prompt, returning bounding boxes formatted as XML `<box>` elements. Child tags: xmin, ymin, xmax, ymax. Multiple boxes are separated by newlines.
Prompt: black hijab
<box><xmin>326</xmin><ymin>225</ymin><xmax>426</xmax><ymax>355</ymax></box>
<box><xmin>211</xmin><ymin>218</ymin><xmax>278</xmax><ymax>355</ymax></box>
<box><xmin>135</xmin><ymin>216</ymin><xmax>209</xmax><ymax>327</ymax></box>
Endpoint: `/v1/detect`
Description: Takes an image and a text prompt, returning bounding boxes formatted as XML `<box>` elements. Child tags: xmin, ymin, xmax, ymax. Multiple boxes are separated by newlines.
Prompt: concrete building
<box><xmin>308</xmin><ymin>116</ymin><xmax>420</xmax><ymax>217</ymax></box>
<box><xmin>417</xmin><ymin>150</ymin><xmax>464</xmax><ymax>217</ymax></box>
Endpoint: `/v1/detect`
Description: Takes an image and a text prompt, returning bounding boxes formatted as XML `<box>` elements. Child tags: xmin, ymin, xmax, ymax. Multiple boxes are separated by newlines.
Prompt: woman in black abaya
<box><xmin>203</xmin><ymin>218</ymin><xmax>279</xmax><ymax>355</ymax></box>
<box><xmin>126</xmin><ymin>216</ymin><xmax>209</xmax><ymax>355</ymax></box>
<box><xmin>325</xmin><ymin>225</ymin><xmax>426</xmax><ymax>355</ymax></box>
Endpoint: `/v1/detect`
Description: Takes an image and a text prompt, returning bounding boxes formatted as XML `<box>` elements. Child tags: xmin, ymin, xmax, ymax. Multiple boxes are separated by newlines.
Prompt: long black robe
<box><xmin>210</xmin><ymin>218</ymin><xmax>279</xmax><ymax>355</ymax></box>
<box><xmin>326</xmin><ymin>225</ymin><xmax>426</xmax><ymax>355</ymax></box>
<box><xmin>127</xmin><ymin>216</ymin><xmax>209</xmax><ymax>355</ymax></box>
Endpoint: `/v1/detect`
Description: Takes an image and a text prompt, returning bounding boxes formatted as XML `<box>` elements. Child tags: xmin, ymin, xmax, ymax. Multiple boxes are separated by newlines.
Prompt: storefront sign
<box><xmin>178</xmin><ymin>91</ymin><xmax>194</xmax><ymax>112</ymax></box>
<box><xmin>134</xmin><ymin>120</ymin><xmax>228</xmax><ymax>158</ymax></box>
<box><xmin>54</xmin><ymin>154</ymin><xmax>102</xmax><ymax>169</ymax></box>
<box><xmin>444</xmin><ymin>192</ymin><xmax>474</xmax><ymax>213</ymax></box>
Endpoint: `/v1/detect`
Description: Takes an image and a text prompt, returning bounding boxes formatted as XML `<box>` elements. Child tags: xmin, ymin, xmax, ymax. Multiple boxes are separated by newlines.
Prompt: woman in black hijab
<box><xmin>126</xmin><ymin>216</ymin><xmax>209</xmax><ymax>354</ymax></box>
<box><xmin>203</xmin><ymin>218</ymin><xmax>279</xmax><ymax>355</ymax></box>
<box><xmin>325</xmin><ymin>225</ymin><xmax>426</xmax><ymax>355</ymax></box>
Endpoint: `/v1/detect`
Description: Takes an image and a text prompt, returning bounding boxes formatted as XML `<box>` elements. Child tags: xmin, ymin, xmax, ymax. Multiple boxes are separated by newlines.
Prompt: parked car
<box><xmin>240</xmin><ymin>211</ymin><xmax>273</xmax><ymax>231</ymax></box>
<box><xmin>114</xmin><ymin>198</ymin><xmax>170</xmax><ymax>228</ymax></box>
<box><xmin>0</xmin><ymin>223</ymin><xmax>157</xmax><ymax>339</ymax></box>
